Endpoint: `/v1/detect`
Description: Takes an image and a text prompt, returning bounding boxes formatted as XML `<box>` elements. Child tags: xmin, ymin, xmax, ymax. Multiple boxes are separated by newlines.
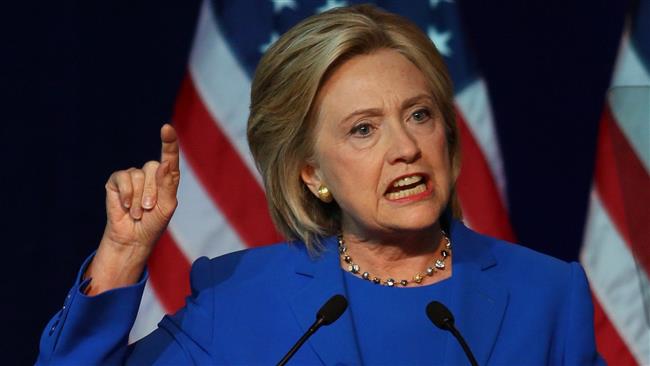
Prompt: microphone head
<box><xmin>426</xmin><ymin>301</ymin><xmax>454</xmax><ymax>330</ymax></box>
<box><xmin>317</xmin><ymin>294</ymin><xmax>348</xmax><ymax>325</ymax></box>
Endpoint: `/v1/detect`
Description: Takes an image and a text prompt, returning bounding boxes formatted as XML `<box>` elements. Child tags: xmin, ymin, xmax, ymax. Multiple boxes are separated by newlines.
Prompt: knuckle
<box><xmin>130</xmin><ymin>169</ymin><xmax>145</xmax><ymax>182</ymax></box>
<box><xmin>143</xmin><ymin>160</ymin><xmax>160</xmax><ymax>170</ymax></box>
<box><xmin>115</xmin><ymin>170</ymin><xmax>131</xmax><ymax>181</ymax></box>
<box><xmin>120</xmin><ymin>183</ymin><xmax>133</xmax><ymax>195</ymax></box>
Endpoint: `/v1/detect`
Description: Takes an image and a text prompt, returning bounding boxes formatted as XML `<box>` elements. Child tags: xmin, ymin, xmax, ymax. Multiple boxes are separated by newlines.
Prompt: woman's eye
<box><xmin>350</xmin><ymin>123</ymin><xmax>374</xmax><ymax>137</ymax></box>
<box><xmin>411</xmin><ymin>109</ymin><xmax>431</xmax><ymax>123</ymax></box>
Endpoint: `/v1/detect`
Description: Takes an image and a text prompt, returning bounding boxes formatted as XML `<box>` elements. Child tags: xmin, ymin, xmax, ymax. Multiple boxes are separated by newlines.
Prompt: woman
<box><xmin>38</xmin><ymin>5</ymin><xmax>603</xmax><ymax>365</ymax></box>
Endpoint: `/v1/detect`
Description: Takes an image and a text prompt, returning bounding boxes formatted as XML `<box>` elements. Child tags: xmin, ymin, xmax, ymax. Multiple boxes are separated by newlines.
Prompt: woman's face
<box><xmin>302</xmin><ymin>48</ymin><xmax>454</xmax><ymax>239</ymax></box>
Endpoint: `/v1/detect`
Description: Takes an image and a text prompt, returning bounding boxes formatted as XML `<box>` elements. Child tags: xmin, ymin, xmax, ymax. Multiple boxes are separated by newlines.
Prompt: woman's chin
<box><xmin>378</xmin><ymin>209</ymin><xmax>442</xmax><ymax>233</ymax></box>
<box><xmin>379</xmin><ymin>198</ymin><xmax>445</xmax><ymax>228</ymax></box>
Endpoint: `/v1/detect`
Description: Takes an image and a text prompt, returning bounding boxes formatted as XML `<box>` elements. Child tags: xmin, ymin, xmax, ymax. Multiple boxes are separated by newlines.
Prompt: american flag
<box><xmin>580</xmin><ymin>2</ymin><xmax>650</xmax><ymax>364</ymax></box>
<box><xmin>128</xmin><ymin>1</ymin><xmax>646</xmax><ymax>364</ymax></box>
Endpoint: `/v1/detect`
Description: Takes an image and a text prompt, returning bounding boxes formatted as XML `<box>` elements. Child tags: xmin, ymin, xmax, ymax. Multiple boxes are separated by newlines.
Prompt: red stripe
<box><xmin>454</xmin><ymin>108</ymin><xmax>517</xmax><ymax>242</ymax></box>
<box><xmin>594</xmin><ymin>105</ymin><xmax>650</xmax><ymax>275</ymax></box>
<box><xmin>147</xmin><ymin>231</ymin><xmax>192</xmax><ymax>313</ymax></box>
<box><xmin>592</xmin><ymin>294</ymin><xmax>638</xmax><ymax>365</ymax></box>
<box><xmin>172</xmin><ymin>74</ymin><xmax>284</xmax><ymax>247</ymax></box>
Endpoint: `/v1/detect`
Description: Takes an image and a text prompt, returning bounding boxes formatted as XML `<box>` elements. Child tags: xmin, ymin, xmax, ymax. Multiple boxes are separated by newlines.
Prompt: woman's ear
<box><xmin>300</xmin><ymin>163</ymin><xmax>322</xmax><ymax>198</ymax></box>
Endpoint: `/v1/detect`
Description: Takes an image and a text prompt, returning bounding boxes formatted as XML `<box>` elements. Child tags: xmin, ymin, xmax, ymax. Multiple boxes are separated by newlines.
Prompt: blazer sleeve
<box><xmin>563</xmin><ymin>262</ymin><xmax>606</xmax><ymax>366</ymax></box>
<box><xmin>36</xmin><ymin>254</ymin><xmax>218</xmax><ymax>365</ymax></box>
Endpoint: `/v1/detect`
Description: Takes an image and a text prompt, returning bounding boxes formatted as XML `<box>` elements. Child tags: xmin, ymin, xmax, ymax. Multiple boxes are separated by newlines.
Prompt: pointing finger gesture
<box><xmin>89</xmin><ymin>124</ymin><xmax>181</xmax><ymax>294</ymax></box>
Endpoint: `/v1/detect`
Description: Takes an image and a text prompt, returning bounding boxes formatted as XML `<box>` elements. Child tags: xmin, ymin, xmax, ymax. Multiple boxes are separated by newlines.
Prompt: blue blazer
<box><xmin>38</xmin><ymin>220</ymin><xmax>604</xmax><ymax>365</ymax></box>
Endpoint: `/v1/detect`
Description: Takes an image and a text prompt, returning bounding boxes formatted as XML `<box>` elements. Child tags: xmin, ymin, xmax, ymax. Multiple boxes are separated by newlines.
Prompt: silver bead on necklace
<box><xmin>338</xmin><ymin>231</ymin><xmax>452</xmax><ymax>287</ymax></box>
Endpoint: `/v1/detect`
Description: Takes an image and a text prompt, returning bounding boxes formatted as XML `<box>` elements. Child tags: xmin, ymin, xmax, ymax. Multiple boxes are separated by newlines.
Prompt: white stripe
<box><xmin>612</xmin><ymin>33</ymin><xmax>650</xmax><ymax>88</ymax></box>
<box><xmin>609</xmin><ymin>34</ymin><xmax>650</xmax><ymax>173</ymax></box>
<box><xmin>129</xmin><ymin>280</ymin><xmax>167</xmax><ymax>343</ymax></box>
<box><xmin>168</xmin><ymin>151</ymin><xmax>248</xmax><ymax>261</ymax></box>
<box><xmin>580</xmin><ymin>190</ymin><xmax>650</xmax><ymax>365</ymax></box>
<box><xmin>608</xmin><ymin>87</ymin><xmax>650</xmax><ymax>172</ymax></box>
<box><xmin>454</xmin><ymin>79</ymin><xmax>508</xmax><ymax>203</ymax></box>
<box><xmin>188</xmin><ymin>0</ymin><xmax>259</xmax><ymax>184</ymax></box>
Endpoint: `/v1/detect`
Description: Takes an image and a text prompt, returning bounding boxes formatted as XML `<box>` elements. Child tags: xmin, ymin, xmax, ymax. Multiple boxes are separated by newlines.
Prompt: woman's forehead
<box><xmin>315</xmin><ymin>50</ymin><xmax>432</xmax><ymax>119</ymax></box>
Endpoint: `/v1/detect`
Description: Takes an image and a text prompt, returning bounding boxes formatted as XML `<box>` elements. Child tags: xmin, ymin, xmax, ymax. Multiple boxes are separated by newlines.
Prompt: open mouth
<box><xmin>384</xmin><ymin>174</ymin><xmax>429</xmax><ymax>200</ymax></box>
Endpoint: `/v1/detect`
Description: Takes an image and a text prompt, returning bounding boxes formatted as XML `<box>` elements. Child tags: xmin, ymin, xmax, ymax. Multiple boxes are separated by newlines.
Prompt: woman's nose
<box><xmin>385</xmin><ymin>121</ymin><xmax>421</xmax><ymax>164</ymax></box>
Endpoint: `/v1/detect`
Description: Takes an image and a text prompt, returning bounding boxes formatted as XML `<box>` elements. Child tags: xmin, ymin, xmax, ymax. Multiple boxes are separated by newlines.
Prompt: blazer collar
<box><xmin>288</xmin><ymin>220</ymin><xmax>508</xmax><ymax>366</ymax></box>
<box><xmin>289</xmin><ymin>236</ymin><xmax>363</xmax><ymax>365</ymax></box>
<box><xmin>443</xmin><ymin>220</ymin><xmax>509</xmax><ymax>366</ymax></box>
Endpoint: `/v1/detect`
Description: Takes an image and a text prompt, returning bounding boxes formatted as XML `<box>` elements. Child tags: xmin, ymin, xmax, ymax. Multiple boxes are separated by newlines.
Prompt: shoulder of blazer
<box><xmin>186</xmin><ymin>238</ymin><xmax>338</xmax><ymax>294</ymax></box>
<box><xmin>453</xmin><ymin>219</ymin><xmax>576</xmax><ymax>294</ymax></box>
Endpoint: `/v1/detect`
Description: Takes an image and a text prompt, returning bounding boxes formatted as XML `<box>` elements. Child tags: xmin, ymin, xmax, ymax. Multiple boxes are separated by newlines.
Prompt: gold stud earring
<box><xmin>317</xmin><ymin>185</ymin><xmax>333</xmax><ymax>203</ymax></box>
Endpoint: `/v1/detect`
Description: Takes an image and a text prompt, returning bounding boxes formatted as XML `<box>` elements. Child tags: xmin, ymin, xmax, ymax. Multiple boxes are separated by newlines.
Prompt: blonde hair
<box><xmin>247</xmin><ymin>4</ymin><xmax>461</xmax><ymax>252</ymax></box>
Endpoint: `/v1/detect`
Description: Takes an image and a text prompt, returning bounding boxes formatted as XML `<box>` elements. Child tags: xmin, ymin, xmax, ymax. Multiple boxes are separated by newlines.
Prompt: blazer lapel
<box><xmin>288</xmin><ymin>237</ymin><xmax>362</xmax><ymax>365</ymax></box>
<box><xmin>444</xmin><ymin>221</ymin><xmax>509</xmax><ymax>366</ymax></box>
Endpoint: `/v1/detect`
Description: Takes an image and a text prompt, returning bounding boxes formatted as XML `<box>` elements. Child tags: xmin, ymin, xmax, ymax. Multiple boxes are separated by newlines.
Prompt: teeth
<box><xmin>392</xmin><ymin>175</ymin><xmax>423</xmax><ymax>188</ymax></box>
<box><xmin>386</xmin><ymin>183</ymin><xmax>427</xmax><ymax>200</ymax></box>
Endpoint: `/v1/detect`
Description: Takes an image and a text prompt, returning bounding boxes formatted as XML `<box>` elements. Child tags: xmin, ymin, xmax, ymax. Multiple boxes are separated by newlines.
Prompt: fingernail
<box><xmin>143</xmin><ymin>197</ymin><xmax>153</xmax><ymax>209</ymax></box>
<box><xmin>123</xmin><ymin>200</ymin><xmax>131</xmax><ymax>208</ymax></box>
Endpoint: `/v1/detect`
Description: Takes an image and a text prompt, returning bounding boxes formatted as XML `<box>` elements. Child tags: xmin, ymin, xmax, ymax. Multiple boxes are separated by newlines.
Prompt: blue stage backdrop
<box><xmin>2</xmin><ymin>0</ymin><xmax>630</xmax><ymax>364</ymax></box>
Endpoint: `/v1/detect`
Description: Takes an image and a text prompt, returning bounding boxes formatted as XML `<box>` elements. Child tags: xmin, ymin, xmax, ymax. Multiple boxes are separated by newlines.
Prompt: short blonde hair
<box><xmin>247</xmin><ymin>4</ymin><xmax>461</xmax><ymax>251</ymax></box>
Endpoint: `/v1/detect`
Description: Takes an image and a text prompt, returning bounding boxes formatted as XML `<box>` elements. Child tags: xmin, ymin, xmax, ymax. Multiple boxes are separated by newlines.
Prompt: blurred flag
<box><xmin>130</xmin><ymin>0</ymin><xmax>515</xmax><ymax>341</ymax></box>
<box><xmin>580</xmin><ymin>2</ymin><xmax>650</xmax><ymax>365</ymax></box>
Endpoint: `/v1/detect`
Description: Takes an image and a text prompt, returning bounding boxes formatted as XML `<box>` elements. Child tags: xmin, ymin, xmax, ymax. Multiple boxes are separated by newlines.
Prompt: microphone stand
<box><xmin>446</xmin><ymin>323</ymin><xmax>478</xmax><ymax>366</ymax></box>
<box><xmin>277</xmin><ymin>317</ymin><xmax>324</xmax><ymax>366</ymax></box>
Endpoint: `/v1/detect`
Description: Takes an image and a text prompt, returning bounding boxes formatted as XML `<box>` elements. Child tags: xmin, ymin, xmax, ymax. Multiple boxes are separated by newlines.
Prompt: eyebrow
<box><xmin>338</xmin><ymin>93</ymin><xmax>435</xmax><ymax>126</ymax></box>
<box><xmin>401</xmin><ymin>94</ymin><xmax>435</xmax><ymax>108</ymax></box>
<box><xmin>339</xmin><ymin>108</ymin><xmax>383</xmax><ymax>126</ymax></box>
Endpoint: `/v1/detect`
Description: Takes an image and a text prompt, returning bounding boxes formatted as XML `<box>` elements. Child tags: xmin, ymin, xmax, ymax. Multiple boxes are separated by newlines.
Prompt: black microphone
<box><xmin>426</xmin><ymin>301</ymin><xmax>478</xmax><ymax>366</ymax></box>
<box><xmin>277</xmin><ymin>294</ymin><xmax>348</xmax><ymax>366</ymax></box>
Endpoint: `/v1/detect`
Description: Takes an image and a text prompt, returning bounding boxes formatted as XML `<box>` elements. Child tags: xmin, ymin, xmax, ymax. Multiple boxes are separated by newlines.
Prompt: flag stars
<box><xmin>429</xmin><ymin>0</ymin><xmax>453</xmax><ymax>8</ymax></box>
<box><xmin>271</xmin><ymin>0</ymin><xmax>297</xmax><ymax>13</ymax></box>
<box><xmin>428</xmin><ymin>26</ymin><xmax>452</xmax><ymax>57</ymax></box>
<box><xmin>316</xmin><ymin>0</ymin><xmax>348</xmax><ymax>13</ymax></box>
<box><xmin>259</xmin><ymin>32</ymin><xmax>279</xmax><ymax>53</ymax></box>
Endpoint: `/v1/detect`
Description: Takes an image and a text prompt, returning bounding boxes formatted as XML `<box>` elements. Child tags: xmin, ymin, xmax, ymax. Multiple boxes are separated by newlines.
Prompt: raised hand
<box><xmin>85</xmin><ymin>124</ymin><xmax>180</xmax><ymax>295</ymax></box>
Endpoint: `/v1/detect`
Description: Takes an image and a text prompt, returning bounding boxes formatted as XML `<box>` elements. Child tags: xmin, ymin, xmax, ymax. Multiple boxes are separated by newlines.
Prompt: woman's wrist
<box><xmin>83</xmin><ymin>237</ymin><xmax>150</xmax><ymax>295</ymax></box>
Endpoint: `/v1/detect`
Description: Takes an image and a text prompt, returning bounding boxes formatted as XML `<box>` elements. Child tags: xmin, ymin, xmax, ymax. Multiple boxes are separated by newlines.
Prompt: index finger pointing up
<box><xmin>160</xmin><ymin>123</ymin><xmax>180</xmax><ymax>173</ymax></box>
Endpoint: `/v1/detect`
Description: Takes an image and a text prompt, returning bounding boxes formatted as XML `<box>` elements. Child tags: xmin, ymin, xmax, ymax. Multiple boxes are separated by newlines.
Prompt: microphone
<box><xmin>426</xmin><ymin>301</ymin><xmax>478</xmax><ymax>366</ymax></box>
<box><xmin>277</xmin><ymin>294</ymin><xmax>348</xmax><ymax>366</ymax></box>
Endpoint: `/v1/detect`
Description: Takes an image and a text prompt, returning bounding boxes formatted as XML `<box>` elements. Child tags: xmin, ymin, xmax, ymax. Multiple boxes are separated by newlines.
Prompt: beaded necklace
<box><xmin>338</xmin><ymin>232</ymin><xmax>452</xmax><ymax>287</ymax></box>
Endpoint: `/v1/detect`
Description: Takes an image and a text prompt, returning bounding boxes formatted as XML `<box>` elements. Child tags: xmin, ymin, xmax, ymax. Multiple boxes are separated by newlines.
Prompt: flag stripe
<box><xmin>612</xmin><ymin>34</ymin><xmax>650</xmax><ymax>88</ymax></box>
<box><xmin>168</xmin><ymin>152</ymin><xmax>247</xmax><ymax>260</ymax></box>
<box><xmin>130</xmin><ymin>282</ymin><xmax>167</xmax><ymax>342</ymax></box>
<box><xmin>581</xmin><ymin>22</ymin><xmax>650</xmax><ymax>365</ymax></box>
<box><xmin>608</xmin><ymin>86</ymin><xmax>650</xmax><ymax>173</ymax></box>
<box><xmin>188</xmin><ymin>0</ymin><xmax>258</xmax><ymax>180</ymax></box>
<box><xmin>455</xmin><ymin>108</ymin><xmax>516</xmax><ymax>242</ymax></box>
<box><xmin>592</xmin><ymin>296</ymin><xmax>639</xmax><ymax>366</ymax></box>
<box><xmin>147</xmin><ymin>230</ymin><xmax>192</xmax><ymax>313</ymax></box>
<box><xmin>173</xmin><ymin>75</ymin><xmax>283</xmax><ymax>247</ymax></box>
<box><xmin>581</xmin><ymin>190</ymin><xmax>650</xmax><ymax>364</ymax></box>
<box><xmin>455</xmin><ymin>79</ymin><xmax>508</xmax><ymax>202</ymax></box>
<box><xmin>594</xmin><ymin>106</ymin><xmax>650</xmax><ymax>275</ymax></box>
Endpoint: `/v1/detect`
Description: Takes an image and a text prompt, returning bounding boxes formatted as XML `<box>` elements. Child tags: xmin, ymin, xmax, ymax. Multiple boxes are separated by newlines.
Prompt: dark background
<box><xmin>2</xmin><ymin>0</ymin><xmax>626</xmax><ymax>363</ymax></box>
